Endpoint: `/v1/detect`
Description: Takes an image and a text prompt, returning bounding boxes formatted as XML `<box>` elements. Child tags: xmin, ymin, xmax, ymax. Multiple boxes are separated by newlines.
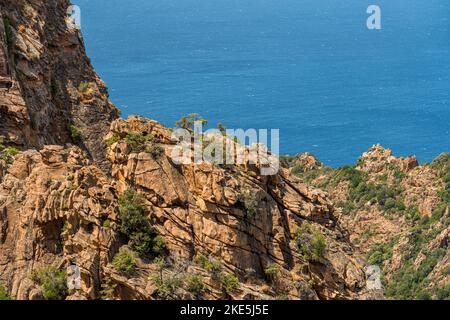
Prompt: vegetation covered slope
<box><xmin>284</xmin><ymin>146</ymin><xmax>449</xmax><ymax>300</ymax></box>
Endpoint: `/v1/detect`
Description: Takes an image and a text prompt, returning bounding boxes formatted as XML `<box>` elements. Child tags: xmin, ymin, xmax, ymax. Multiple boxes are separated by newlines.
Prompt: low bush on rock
<box><xmin>195</xmin><ymin>253</ymin><xmax>221</xmax><ymax>273</ymax></box>
<box><xmin>240</xmin><ymin>189</ymin><xmax>258</xmax><ymax>218</ymax></box>
<box><xmin>112</xmin><ymin>249</ymin><xmax>137</xmax><ymax>277</ymax></box>
<box><xmin>0</xmin><ymin>137</ymin><xmax>19</xmax><ymax>164</ymax></box>
<box><xmin>294</xmin><ymin>223</ymin><xmax>326</xmax><ymax>262</ymax></box>
<box><xmin>221</xmin><ymin>273</ymin><xmax>239</xmax><ymax>294</ymax></box>
<box><xmin>29</xmin><ymin>266</ymin><xmax>68</xmax><ymax>300</ymax></box>
<box><xmin>0</xmin><ymin>284</ymin><xmax>12</xmax><ymax>300</ymax></box>
<box><xmin>185</xmin><ymin>274</ymin><xmax>205</xmax><ymax>297</ymax></box>
<box><xmin>118</xmin><ymin>189</ymin><xmax>166</xmax><ymax>258</ymax></box>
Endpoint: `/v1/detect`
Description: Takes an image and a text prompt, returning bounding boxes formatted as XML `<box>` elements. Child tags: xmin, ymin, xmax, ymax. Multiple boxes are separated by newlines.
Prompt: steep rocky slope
<box><xmin>0</xmin><ymin>0</ymin><xmax>446</xmax><ymax>301</ymax></box>
<box><xmin>285</xmin><ymin>146</ymin><xmax>449</xmax><ymax>299</ymax></box>
<box><xmin>0</xmin><ymin>1</ymin><xmax>379</xmax><ymax>300</ymax></box>
<box><xmin>0</xmin><ymin>0</ymin><xmax>119</xmax><ymax>169</ymax></box>
<box><xmin>0</xmin><ymin>116</ymin><xmax>378</xmax><ymax>300</ymax></box>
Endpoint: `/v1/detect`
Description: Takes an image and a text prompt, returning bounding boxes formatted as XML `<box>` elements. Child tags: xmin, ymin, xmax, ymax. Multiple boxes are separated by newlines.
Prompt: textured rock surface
<box><xmin>0</xmin><ymin>117</ymin><xmax>375</xmax><ymax>300</ymax></box>
<box><xmin>0</xmin><ymin>7</ymin><xmax>377</xmax><ymax>296</ymax></box>
<box><xmin>0</xmin><ymin>0</ymin><xmax>119</xmax><ymax>169</ymax></box>
<box><xmin>104</xmin><ymin>116</ymin><xmax>371</xmax><ymax>300</ymax></box>
<box><xmin>0</xmin><ymin>0</ymin><xmax>446</xmax><ymax>301</ymax></box>
<box><xmin>289</xmin><ymin>145</ymin><xmax>449</xmax><ymax>299</ymax></box>
<box><xmin>0</xmin><ymin>146</ymin><xmax>120</xmax><ymax>299</ymax></box>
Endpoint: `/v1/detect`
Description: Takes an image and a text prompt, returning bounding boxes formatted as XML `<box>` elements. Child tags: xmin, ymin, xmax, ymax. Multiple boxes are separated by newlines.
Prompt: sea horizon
<box><xmin>75</xmin><ymin>0</ymin><xmax>449</xmax><ymax>167</ymax></box>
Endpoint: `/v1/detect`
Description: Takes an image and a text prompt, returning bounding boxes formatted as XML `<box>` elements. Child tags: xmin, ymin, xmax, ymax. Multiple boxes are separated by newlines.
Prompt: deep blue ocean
<box><xmin>75</xmin><ymin>0</ymin><xmax>449</xmax><ymax>167</ymax></box>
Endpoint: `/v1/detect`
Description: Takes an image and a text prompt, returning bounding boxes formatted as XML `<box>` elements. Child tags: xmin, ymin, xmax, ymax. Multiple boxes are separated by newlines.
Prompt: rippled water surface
<box><xmin>76</xmin><ymin>0</ymin><xmax>450</xmax><ymax>166</ymax></box>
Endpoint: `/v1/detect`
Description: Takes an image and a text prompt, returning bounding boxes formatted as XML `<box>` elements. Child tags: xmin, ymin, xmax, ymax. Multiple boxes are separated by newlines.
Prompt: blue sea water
<box><xmin>75</xmin><ymin>0</ymin><xmax>449</xmax><ymax>167</ymax></box>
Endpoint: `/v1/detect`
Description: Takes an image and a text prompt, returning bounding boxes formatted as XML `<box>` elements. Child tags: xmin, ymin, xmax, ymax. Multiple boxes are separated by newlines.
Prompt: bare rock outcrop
<box><xmin>0</xmin><ymin>0</ymin><xmax>119</xmax><ymax>169</ymax></box>
<box><xmin>0</xmin><ymin>145</ymin><xmax>120</xmax><ymax>299</ymax></box>
<box><xmin>4</xmin><ymin>0</ymin><xmax>447</xmax><ymax>301</ymax></box>
<box><xmin>103</xmin><ymin>116</ymin><xmax>369</xmax><ymax>300</ymax></box>
<box><xmin>0</xmin><ymin>117</ymin><xmax>373</xmax><ymax>300</ymax></box>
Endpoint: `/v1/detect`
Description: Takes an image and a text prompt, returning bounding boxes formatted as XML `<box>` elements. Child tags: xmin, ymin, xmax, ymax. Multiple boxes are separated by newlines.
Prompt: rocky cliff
<box><xmin>0</xmin><ymin>0</ymin><xmax>377</xmax><ymax>301</ymax></box>
<box><xmin>285</xmin><ymin>146</ymin><xmax>449</xmax><ymax>300</ymax></box>
<box><xmin>0</xmin><ymin>114</ymin><xmax>379</xmax><ymax>300</ymax></box>
<box><xmin>0</xmin><ymin>0</ymin><xmax>119</xmax><ymax>170</ymax></box>
<box><xmin>0</xmin><ymin>1</ymin><xmax>447</xmax><ymax>301</ymax></box>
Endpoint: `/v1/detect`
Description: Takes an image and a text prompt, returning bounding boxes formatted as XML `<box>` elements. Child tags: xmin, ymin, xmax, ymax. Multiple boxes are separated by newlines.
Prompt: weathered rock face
<box><xmin>0</xmin><ymin>145</ymin><xmax>120</xmax><ymax>300</ymax></box>
<box><xmin>0</xmin><ymin>0</ymin><xmax>119</xmax><ymax>169</ymax></box>
<box><xmin>356</xmin><ymin>144</ymin><xmax>419</xmax><ymax>174</ymax></box>
<box><xmin>290</xmin><ymin>145</ymin><xmax>449</xmax><ymax>299</ymax></box>
<box><xmin>0</xmin><ymin>116</ymin><xmax>376</xmax><ymax>300</ymax></box>
<box><xmin>103</xmin><ymin>117</ymin><xmax>375</xmax><ymax>300</ymax></box>
<box><xmin>281</xmin><ymin>152</ymin><xmax>324</xmax><ymax>174</ymax></box>
<box><xmin>5</xmin><ymin>0</ymin><xmax>449</xmax><ymax>301</ymax></box>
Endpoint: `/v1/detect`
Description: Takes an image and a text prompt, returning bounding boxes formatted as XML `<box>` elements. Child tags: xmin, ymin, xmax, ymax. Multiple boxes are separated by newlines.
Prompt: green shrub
<box><xmin>431</xmin><ymin>203</ymin><xmax>447</xmax><ymax>223</ymax></box>
<box><xmin>175</xmin><ymin>113</ymin><xmax>208</xmax><ymax>132</ymax></box>
<box><xmin>123</xmin><ymin>132</ymin><xmax>163</xmax><ymax>157</ymax></box>
<box><xmin>3</xmin><ymin>146</ymin><xmax>18</xmax><ymax>157</ymax></box>
<box><xmin>290</xmin><ymin>164</ymin><xmax>304</xmax><ymax>176</ymax></box>
<box><xmin>383</xmin><ymin>197</ymin><xmax>405</xmax><ymax>212</ymax></box>
<box><xmin>385</xmin><ymin>265</ymin><xmax>420</xmax><ymax>300</ymax></box>
<box><xmin>314</xmin><ymin>165</ymin><xmax>405</xmax><ymax>215</ymax></box>
<box><xmin>3</xmin><ymin>17</ymin><xmax>15</xmax><ymax>51</ymax></box>
<box><xmin>221</xmin><ymin>273</ymin><xmax>239</xmax><ymax>294</ymax></box>
<box><xmin>431</xmin><ymin>153</ymin><xmax>450</xmax><ymax>205</ymax></box>
<box><xmin>118</xmin><ymin>189</ymin><xmax>165</xmax><ymax>257</ymax></box>
<box><xmin>61</xmin><ymin>220</ymin><xmax>70</xmax><ymax>235</ymax></box>
<box><xmin>145</xmin><ymin>143</ymin><xmax>164</xmax><ymax>158</ymax></box>
<box><xmin>366</xmin><ymin>243</ymin><xmax>394</xmax><ymax>266</ymax></box>
<box><xmin>240</xmin><ymin>189</ymin><xmax>258</xmax><ymax>218</ymax></box>
<box><xmin>442</xmin><ymin>265</ymin><xmax>450</xmax><ymax>276</ymax></box>
<box><xmin>0</xmin><ymin>284</ymin><xmax>12</xmax><ymax>300</ymax></box>
<box><xmin>157</xmin><ymin>273</ymin><xmax>182</xmax><ymax>298</ymax></box>
<box><xmin>378</xmin><ymin>173</ymin><xmax>388</xmax><ymax>183</ymax></box>
<box><xmin>112</xmin><ymin>249</ymin><xmax>137</xmax><ymax>277</ymax></box>
<box><xmin>386</xmin><ymin>245</ymin><xmax>447</xmax><ymax>300</ymax></box>
<box><xmin>406</xmin><ymin>206</ymin><xmax>421</xmax><ymax>222</ymax></box>
<box><xmin>295</xmin><ymin>166</ymin><xmax>333</xmax><ymax>185</ymax></box>
<box><xmin>149</xmin><ymin>258</ymin><xmax>182</xmax><ymax>299</ymax></box>
<box><xmin>383</xmin><ymin>198</ymin><xmax>397</xmax><ymax>210</ymax></box>
<box><xmin>264</xmin><ymin>264</ymin><xmax>280</xmax><ymax>283</ymax></box>
<box><xmin>29</xmin><ymin>266</ymin><xmax>67</xmax><ymax>300</ymax></box>
<box><xmin>103</xmin><ymin>219</ymin><xmax>111</xmax><ymax>229</ymax></box>
<box><xmin>417</xmin><ymin>249</ymin><xmax>446</xmax><ymax>279</ymax></box>
<box><xmin>118</xmin><ymin>189</ymin><xmax>147</xmax><ymax>235</ymax></box>
<box><xmin>0</xmin><ymin>145</ymin><xmax>19</xmax><ymax>164</ymax></box>
<box><xmin>367</xmin><ymin>251</ymin><xmax>384</xmax><ymax>266</ymax></box>
<box><xmin>333</xmin><ymin>165</ymin><xmax>366</xmax><ymax>188</ymax></box>
<box><xmin>393</xmin><ymin>169</ymin><xmax>406</xmax><ymax>183</ymax></box>
<box><xmin>69</xmin><ymin>125</ymin><xmax>82</xmax><ymax>144</ymax></box>
<box><xmin>416</xmin><ymin>290</ymin><xmax>432</xmax><ymax>300</ymax></box>
<box><xmin>185</xmin><ymin>275</ymin><xmax>205</xmax><ymax>297</ymax></box>
<box><xmin>375</xmin><ymin>185</ymin><xmax>404</xmax><ymax>211</ymax></box>
<box><xmin>151</xmin><ymin>235</ymin><xmax>167</xmax><ymax>256</ymax></box>
<box><xmin>294</xmin><ymin>223</ymin><xmax>326</xmax><ymax>262</ymax></box>
<box><xmin>438</xmin><ymin>189</ymin><xmax>450</xmax><ymax>204</ymax></box>
<box><xmin>435</xmin><ymin>284</ymin><xmax>450</xmax><ymax>300</ymax></box>
<box><xmin>78</xmin><ymin>81</ymin><xmax>91</xmax><ymax>92</ymax></box>
<box><xmin>129</xmin><ymin>231</ymin><xmax>167</xmax><ymax>258</ymax></box>
<box><xmin>125</xmin><ymin>132</ymin><xmax>148</xmax><ymax>153</ymax></box>
<box><xmin>105</xmin><ymin>134</ymin><xmax>121</xmax><ymax>146</ymax></box>
<box><xmin>339</xmin><ymin>201</ymin><xmax>356</xmax><ymax>215</ymax></box>
<box><xmin>195</xmin><ymin>253</ymin><xmax>221</xmax><ymax>273</ymax></box>
<box><xmin>430</xmin><ymin>153</ymin><xmax>450</xmax><ymax>171</ymax></box>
